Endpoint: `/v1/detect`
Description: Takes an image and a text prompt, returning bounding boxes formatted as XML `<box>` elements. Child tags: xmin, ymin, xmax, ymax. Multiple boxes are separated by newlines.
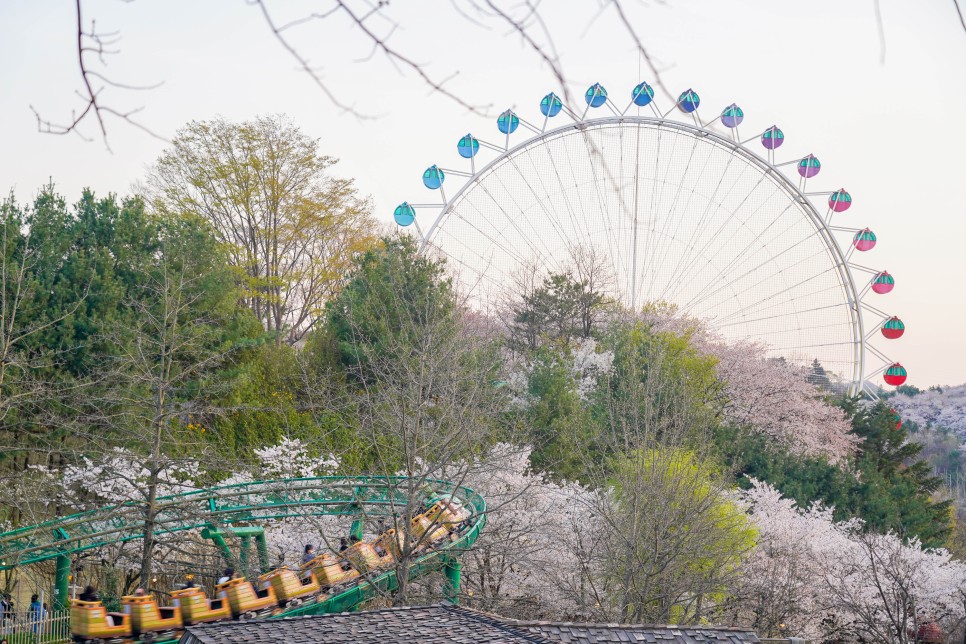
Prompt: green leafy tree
<box><xmin>148</xmin><ymin>116</ymin><xmax>378</xmax><ymax>345</ymax></box>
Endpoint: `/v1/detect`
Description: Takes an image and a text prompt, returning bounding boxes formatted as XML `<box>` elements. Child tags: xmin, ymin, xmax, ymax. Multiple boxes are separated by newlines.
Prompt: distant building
<box><xmin>178</xmin><ymin>602</ymin><xmax>761</xmax><ymax>644</ymax></box>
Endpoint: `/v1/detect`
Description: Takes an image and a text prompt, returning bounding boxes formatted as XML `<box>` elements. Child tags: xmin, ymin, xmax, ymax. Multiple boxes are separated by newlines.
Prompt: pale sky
<box><xmin>1</xmin><ymin>0</ymin><xmax>963</xmax><ymax>387</ymax></box>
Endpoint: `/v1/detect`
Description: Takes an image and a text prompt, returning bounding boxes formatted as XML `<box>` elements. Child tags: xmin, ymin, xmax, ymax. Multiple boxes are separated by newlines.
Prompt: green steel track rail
<box><xmin>0</xmin><ymin>476</ymin><xmax>484</xmax><ymax>570</ymax></box>
<box><xmin>0</xmin><ymin>476</ymin><xmax>485</xmax><ymax>641</ymax></box>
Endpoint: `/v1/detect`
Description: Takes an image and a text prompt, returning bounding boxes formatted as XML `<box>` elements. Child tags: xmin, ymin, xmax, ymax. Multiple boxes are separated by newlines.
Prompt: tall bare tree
<box><xmin>326</xmin><ymin>235</ymin><xmax>508</xmax><ymax>604</ymax></box>
<box><xmin>82</xmin><ymin>214</ymin><xmax>257</xmax><ymax>586</ymax></box>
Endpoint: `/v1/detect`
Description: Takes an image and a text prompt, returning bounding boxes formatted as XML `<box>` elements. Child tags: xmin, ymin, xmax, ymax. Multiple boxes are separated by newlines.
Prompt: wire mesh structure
<box><xmin>394</xmin><ymin>82</ymin><xmax>906</xmax><ymax>396</ymax></box>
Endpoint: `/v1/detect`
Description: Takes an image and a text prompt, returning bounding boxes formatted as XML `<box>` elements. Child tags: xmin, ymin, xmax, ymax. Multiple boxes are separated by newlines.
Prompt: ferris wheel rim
<box><xmin>416</xmin><ymin>114</ymin><xmax>867</xmax><ymax>395</ymax></box>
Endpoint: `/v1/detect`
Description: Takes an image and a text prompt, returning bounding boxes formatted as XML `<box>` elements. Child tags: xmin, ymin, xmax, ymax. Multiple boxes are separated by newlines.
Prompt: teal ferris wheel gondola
<box><xmin>497</xmin><ymin>110</ymin><xmax>520</xmax><ymax>134</ymax></box>
<box><xmin>457</xmin><ymin>134</ymin><xmax>480</xmax><ymax>158</ymax></box>
<box><xmin>632</xmin><ymin>82</ymin><xmax>654</xmax><ymax>107</ymax></box>
<box><xmin>677</xmin><ymin>89</ymin><xmax>700</xmax><ymax>113</ymax></box>
<box><xmin>540</xmin><ymin>92</ymin><xmax>563</xmax><ymax>117</ymax></box>
<box><xmin>393</xmin><ymin>203</ymin><xmax>416</xmax><ymax>227</ymax></box>
<box><xmin>585</xmin><ymin>83</ymin><xmax>607</xmax><ymax>107</ymax></box>
<box><xmin>720</xmin><ymin>103</ymin><xmax>743</xmax><ymax>128</ymax></box>
<box><xmin>423</xmin><ymin>165</ymin><xmax>445</xmax><ymax>190</ymax></box>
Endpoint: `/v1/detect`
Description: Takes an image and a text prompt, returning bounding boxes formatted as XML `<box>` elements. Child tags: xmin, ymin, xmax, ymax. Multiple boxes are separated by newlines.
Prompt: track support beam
<box><xmin>54</xmin><ymin>553</ymin><xmax>70</xmax><ymax>611</ymax></box>
<box><xmin>443</xmin><ymin>556</ymin><xmax>462</xmax><ymax>604</ymax></box>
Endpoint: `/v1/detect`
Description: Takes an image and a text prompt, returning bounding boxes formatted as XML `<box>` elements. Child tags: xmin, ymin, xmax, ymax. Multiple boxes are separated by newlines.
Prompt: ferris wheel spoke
<box><xmin>715</xmin><ymin>301</ymin><xmax>846</xmax><ymax>328</ymax></box>
<box><xmin>479</xmin><ymin>162</ymin><xmax>567</xmax><ymax>264</ymax></box>
<box><xmin>508</xmin><ymin>148</ymin><xmax>581</xmax><ymax>256</ymax></box>
<box><xmin>709</xmin><ymin>262</ymin><xmax>841</xmax><ymax>325</ymax></box>
<box><xmin>675</xmin><ymin>200</ymin><xmax>809</xmax><ymax>314</ymax></box>
<box><xmin>573</xmin><ymin>128</ymin><xmax>629</xmax><ymax>285</ymax></box>
<box><xmin>443</xmin><ymin>200</ymin><xmax>534</xmax><ymax>270</ymax></box>
<box><xmin>714</xmin><ymin>281</ymin><xmax>848</xmax><ymax>330</ymax></box>
<box><xmin>661</xmin><ymin>168</ymin><xmax>775</xmax><ymax>297</ymax></box>
<box><xmin>545</xmin><ymin>139</ymin><xmax>599</xmax><ymax>262</ymax></box>
<box><xmin>654</xmin><ymin>146</ymin><xmax>751</xmax><ymax>304</ymax></box>
<box><xmin>640</xmin><ymin>131</ymin><xmax>702</xmax><ymax>304</ymax></box>
<box><xmin>702</xmin><ymin>245</ymin><xmax>836</xmax><ymax>320</ymax></box>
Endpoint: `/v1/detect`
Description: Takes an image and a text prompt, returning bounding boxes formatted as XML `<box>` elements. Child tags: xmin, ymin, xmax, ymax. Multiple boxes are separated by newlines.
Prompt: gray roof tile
<box><xmin>178</xmin><ymin>604</ymin><xmax>760</xmax><ymax>644</ymax></box>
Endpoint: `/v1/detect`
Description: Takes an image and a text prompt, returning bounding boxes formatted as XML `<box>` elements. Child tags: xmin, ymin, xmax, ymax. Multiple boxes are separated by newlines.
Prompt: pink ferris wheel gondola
<box><xmin>872</xmin><ymin>271</ymin><xmax>895</xmax><ymax>294</ymax></box>
<box><xmin>852</xmin><ymin>228</ymin><xmax>877</xmax><ymax>252</ymax></box>
<box><xmin>828</xmin><ymin>188</ymin><xmax>852</xmax><ymax>212</ymax></box>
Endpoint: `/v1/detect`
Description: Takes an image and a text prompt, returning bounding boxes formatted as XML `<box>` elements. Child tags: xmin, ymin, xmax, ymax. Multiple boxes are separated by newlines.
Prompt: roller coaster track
<box><xmin>0</xmin><ymin>476</ymin><xmax>486</xmax><ymax>622</ymax></box>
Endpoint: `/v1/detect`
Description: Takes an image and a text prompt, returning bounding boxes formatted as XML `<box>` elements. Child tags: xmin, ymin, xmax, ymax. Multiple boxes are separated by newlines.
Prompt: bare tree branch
<box><xmin>954</xmin><ymin>0</ymin><xmax>966</xmax><ymax>35</ymax></box>
<box><xmin>30</xmin><ymin>0</ymin><xmax>165</xmax><ymax>150</ymax></box>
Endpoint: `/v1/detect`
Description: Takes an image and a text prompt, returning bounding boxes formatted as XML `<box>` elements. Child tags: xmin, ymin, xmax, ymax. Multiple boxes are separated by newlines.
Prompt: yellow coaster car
<box><xmin>259</xmin><ymin>568</ymin><xmax>322</xmax><ymax>608</ymax></box>
<box><xmin>216</xmin><ymin>577</ymin><xmax>278</xmax><ymax>619</ymax></box>
<box><xmin>71</xmin><ymin>599</ymin><xmax>132</xmax><ymax>642</ymax></box>
<box><xmin>425</xmin><ymin>499</ymin><xmax>467</xmax><ymax>528</ymax></box>
<box><xmin>345</xmin><ymin>541</ymin><xmax>383</xmax><ymax>574</ymax></box>
<box><xmin>410</xmin><ymin>514</ymin><xmax>449</xmax><ymax>546</ymax></box>
<box><xmin>121</xmin><ymin>594</ymin><xmax>182</xmax><ymax>639</ymax></box>
<box><xmin>307</xmin><ymin>552</ymin><xmax>360</xmax><ymax>588</ymax></box>
<box><xmin>169</xmin><ymin>587</ymin><xmax>231</xmax><ymax>625</ymax></box>
<box><xmin>372</xmin><ymin>531</ymin><xmax>398</xmax><ymax>566</ymax></box>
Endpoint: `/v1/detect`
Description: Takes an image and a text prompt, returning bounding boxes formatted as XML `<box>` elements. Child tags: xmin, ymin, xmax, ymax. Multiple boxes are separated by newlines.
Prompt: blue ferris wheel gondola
<box><xmin>632</xmin><ymin>82</ymin><xmax>654</xmax><ymax>107</ymax></box>
<box><xmin>540</xmin><ymin>92</ymin><xmax>563</xmax><ymax>117</ymax></box>
<box><xmin>423</xmin><ymin>165</ymin><xmax>445</xmax><ymax>190</ymax></box>
<box><xmin>393</xmin><ymin>202</ymin><xmax>415</xmax><ymax>227</ymax></box>
<box><xmin>457</xmin><ymin>134</ymin><xmax>480</xmax><ymax>158</ymax></box>
<box><xmin>585</xmin><ymin>83</ymin><xmax>607</xmax><ymax>108</ymax></box>
<box><xmin>678</xmin><ymin>88</ymin><xmax>700</xmax><ymax>113</ymax></box>
<box><xmin>497</xmin><ymin>110</ymin><xmax>520</xmax><ymax>134</ymax></box>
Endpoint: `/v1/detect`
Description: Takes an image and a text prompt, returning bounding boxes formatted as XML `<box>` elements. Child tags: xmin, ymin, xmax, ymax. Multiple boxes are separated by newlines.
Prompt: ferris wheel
<box><xmin>392</xmin><ymin>81</ymin><xmax>907</xmax><ymax>397</ymax></box>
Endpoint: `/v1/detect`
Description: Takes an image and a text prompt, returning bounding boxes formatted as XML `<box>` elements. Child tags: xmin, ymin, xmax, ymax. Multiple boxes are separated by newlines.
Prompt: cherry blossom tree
<box><xmin>740</xmin><ymin>480</ymin><xmax>966</xmax><ymax>642</ymax></box>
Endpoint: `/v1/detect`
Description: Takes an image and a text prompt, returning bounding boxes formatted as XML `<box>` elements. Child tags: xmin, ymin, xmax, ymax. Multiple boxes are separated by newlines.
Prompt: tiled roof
<box><xmin>505</xmin><ymin>618</ymin><xmax>761</xmax><ymax>644</ymax></box>
<box><xmin>177</xmin><ymin>603</ymin><xmax>551</xmax><ymax>644</ymax></box>
<box><xmin>178</xmin><ymin>603</ymin><xmax>760</xmax><ymax>644</ymax></box>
